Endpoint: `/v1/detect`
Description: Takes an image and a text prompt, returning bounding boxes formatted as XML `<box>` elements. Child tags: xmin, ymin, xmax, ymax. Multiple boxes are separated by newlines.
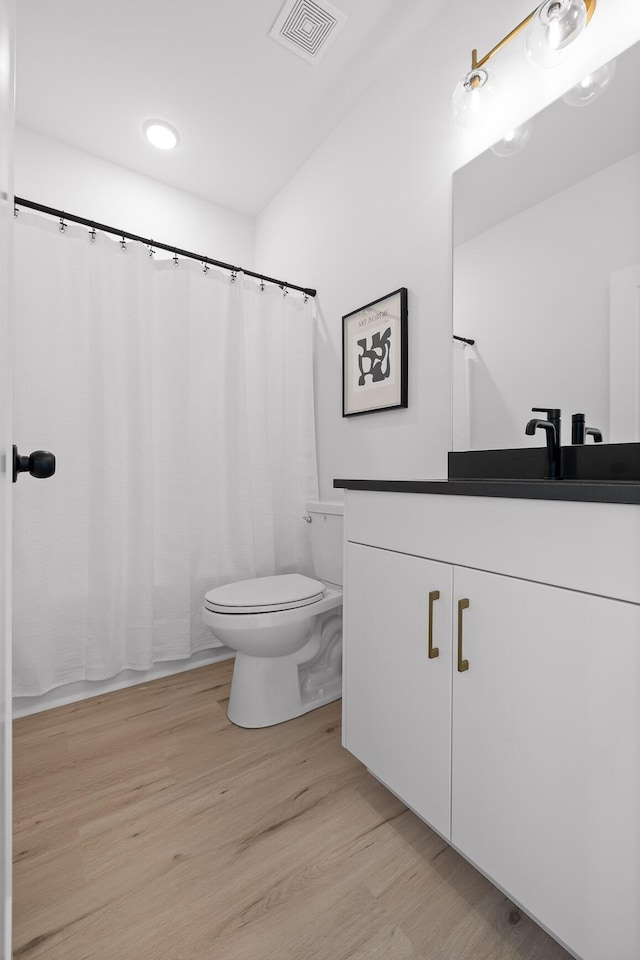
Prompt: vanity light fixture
<box><xmin>490</xmin><ymin>120</ymin><xmax>533</xmax><ymax>157</ymax></box>
<box><xmin>143</xmin><ymin>120</ymin><xmax>180</xmax><ymax>150</ymax></box>
<box><xmin>453</xmin><ymin>0</ymin><xmax>596</xmax><ymax>127</ymax></box>
<box><xmin>562</xmin><ymin>58</ymin><xmax>616</xmax><ymax>105</ymax></box>
<box><xmin>525</xmin><ymin>0</ymin><xmax>590</xmax><ymax>68</ymax></box>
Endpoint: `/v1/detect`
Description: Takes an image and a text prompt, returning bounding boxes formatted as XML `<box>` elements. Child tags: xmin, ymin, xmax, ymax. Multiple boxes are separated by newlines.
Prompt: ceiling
<box><xmin>15</xmin><ymin>0</ymin><xmax>447</xmax><ymax>217</ymax></box>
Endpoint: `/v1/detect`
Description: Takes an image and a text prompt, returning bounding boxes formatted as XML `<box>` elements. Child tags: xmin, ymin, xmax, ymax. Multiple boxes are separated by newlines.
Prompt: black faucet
<box><xmin>571</xmin><ymin>413</ymin><xmax>603</xmax><ymax>444</ymax></box>
<box><xmin>525</xmin><ymin>407</ymin><xmax>561</xmax><ymax>479</ymax></box>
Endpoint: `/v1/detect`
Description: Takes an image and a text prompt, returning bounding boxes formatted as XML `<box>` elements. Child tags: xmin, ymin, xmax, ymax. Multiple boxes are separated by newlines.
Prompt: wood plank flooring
<box><xmin>13</xmin><ymin>662</ymin><xmax>572</xmax><ymax>959</ymax></box>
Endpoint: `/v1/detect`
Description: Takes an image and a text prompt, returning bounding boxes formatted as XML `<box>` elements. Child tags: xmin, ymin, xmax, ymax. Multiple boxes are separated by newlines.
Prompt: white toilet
<box><xmin>202</xmin><ymin>501</ymin><xmax>343</xmax><ymax>728</ymax></box>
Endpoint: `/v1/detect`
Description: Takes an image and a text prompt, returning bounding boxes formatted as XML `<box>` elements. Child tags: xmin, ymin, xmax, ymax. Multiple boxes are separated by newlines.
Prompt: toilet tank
<box><xmin>306</xmin><ymin>500</ymin><xmax>343</xmax><ymax>586</ymax></box>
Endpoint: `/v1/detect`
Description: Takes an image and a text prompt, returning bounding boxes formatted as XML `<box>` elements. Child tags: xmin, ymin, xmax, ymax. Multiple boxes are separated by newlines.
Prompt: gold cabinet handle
<box><xmin>428</xmin><ymin>590</ymin><xmax>440</xmax><ymax>659</ymax></box>
<box><xmin>457</xmin><ymin>598</ymin><xmax>470</xmax><ymax>672</ymax></box>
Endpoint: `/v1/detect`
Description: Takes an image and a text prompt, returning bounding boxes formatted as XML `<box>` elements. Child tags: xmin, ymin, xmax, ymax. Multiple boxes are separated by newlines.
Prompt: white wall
<box><xmin>255</xmin><ymin>0</ymin><xmax>640</xmax><ymax>499</ymax></box>
<box><xmin>15</xmin><ymin>126</ymin><xmax>254</xmax><ymax>267</ymax></box>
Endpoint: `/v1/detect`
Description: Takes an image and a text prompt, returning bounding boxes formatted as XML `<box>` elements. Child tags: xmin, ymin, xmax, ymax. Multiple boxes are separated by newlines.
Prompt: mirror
<box><xmin>452</xmin><ymin>40</ymin><xmax>640</xmax><ymax>452</ymax></box>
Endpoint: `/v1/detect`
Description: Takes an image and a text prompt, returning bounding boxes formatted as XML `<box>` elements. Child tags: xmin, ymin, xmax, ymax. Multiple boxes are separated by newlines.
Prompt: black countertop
<box><xmin>333</xmin><ymin>478</ymin><xmax>640</xmax><ymax>504</ymax></box>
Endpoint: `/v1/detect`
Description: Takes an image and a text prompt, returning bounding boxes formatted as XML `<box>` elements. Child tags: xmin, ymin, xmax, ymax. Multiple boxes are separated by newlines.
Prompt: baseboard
<box><xmin>12</xmin><ymin>648</ymin><xmax>235</xmax><ymax>719</ymax></box>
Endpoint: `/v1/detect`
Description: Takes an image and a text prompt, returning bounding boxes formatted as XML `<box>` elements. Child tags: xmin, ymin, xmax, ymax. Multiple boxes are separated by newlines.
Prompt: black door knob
<box><xmin>12</xmin><ymin>446</ymin><xmax>56</xmax><ymax>483</ymax></box>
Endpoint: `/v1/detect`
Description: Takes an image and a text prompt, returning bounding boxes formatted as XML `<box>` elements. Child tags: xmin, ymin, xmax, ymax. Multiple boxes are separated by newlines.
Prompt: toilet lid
<box><xmin>204</xmin><ymin>574</ymin><xmax>325</xmax><ymax>614</ymax></box>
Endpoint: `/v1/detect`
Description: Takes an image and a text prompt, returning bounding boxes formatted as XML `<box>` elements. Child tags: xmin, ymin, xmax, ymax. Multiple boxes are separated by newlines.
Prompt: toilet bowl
<box><xmin>202</xmin><ymin>501</ymin><xmax>343</xmax><ymax>728</ymax></box>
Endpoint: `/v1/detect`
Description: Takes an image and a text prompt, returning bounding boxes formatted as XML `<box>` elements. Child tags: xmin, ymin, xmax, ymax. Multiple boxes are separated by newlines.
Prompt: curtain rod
<box><xmin>13</xmin><ymin>196</ymin><xmax>317</xmax><ymax>299</ymax></box>
<box><xmin>453</xmin><ymin>334</ymin><xmax>475</xmax><ymax>345</ymax></box>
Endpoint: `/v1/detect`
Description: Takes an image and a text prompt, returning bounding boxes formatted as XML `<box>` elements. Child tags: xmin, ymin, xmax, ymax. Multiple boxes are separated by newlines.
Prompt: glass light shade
<box><xmin>490</xmin><ymin>120</ymin><xmax>533</xmax><ymax>157</ymax></box>
<box><xmin>562</xmin><ymin>59</ymin><xmax>616</xmax><ymax>106</ymax></box>
<box><xmin>143</xmin><ymin>120</ymin><xmax>180</xmax><ymax>150</ymax></box>
<box><xmin>525</xmin><ymin>0</ymin><xmax>588</xmax><ymax>69</ymax></box>
<box><xmin>452</xmin><ymin>68</ymin><xmax>492</xmax><ymax>128</ymax></box>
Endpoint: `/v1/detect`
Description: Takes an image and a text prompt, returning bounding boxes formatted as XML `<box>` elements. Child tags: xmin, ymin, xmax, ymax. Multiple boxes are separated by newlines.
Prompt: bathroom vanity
<box><xmin>335</xmin><ymin>479</ymin><xmax>640</xmax><ymax>960</ymax></box>
<box><xmin>336</xmin><ymin>37</ymin><xmax>640</xmax><ymax>960</ymax></box>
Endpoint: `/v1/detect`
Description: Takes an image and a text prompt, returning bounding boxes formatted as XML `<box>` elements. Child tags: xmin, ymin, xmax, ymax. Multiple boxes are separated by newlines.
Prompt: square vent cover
<box><xmin>269</xmin><ymin>0</ymin><xmax>347</xmax><ymax>65</ymax></box>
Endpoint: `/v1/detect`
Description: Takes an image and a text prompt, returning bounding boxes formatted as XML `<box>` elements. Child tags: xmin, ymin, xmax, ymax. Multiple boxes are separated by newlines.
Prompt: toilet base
<box><xmin>227</xmin><ymin>610</ymin><xmax>342</xmax><ymax>728</ymax></box>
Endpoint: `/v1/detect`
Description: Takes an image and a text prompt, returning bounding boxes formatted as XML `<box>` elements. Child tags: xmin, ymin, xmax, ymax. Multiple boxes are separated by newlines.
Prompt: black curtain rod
<box><xmin>453</xmin><ymin>335</ymin><xmax>475</xmax><ymax>345</ymax></box>
<box><xmin>14</xmin><ymin>196</ymin><xmax>317</xmax><ymax>298</ymax></box>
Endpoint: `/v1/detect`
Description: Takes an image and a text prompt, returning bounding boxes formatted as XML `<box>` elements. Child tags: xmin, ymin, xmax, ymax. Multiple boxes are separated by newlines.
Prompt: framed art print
<box><xmin>342</xmin><ymin>287</ymin><xmax>408</xmax><ymax>417</ymax></box>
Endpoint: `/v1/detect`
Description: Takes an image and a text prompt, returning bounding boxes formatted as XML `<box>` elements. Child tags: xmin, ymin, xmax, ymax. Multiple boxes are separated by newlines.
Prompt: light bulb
<box><xmin>143</xmin><ymin>120</ymin><xmax>180</xmax><ymax>150</ymax></box>
<box><xmin>525</xmin><ymin>0</ymin><xmax>588</xmax><ymax>69</ymax></box>
<box><xmin>491</xmin><ymin>120</ymin><xmax>533</xmax><ymax>157</ymax></box>
<box><xmin>562</xmin><ymin>58</ymin><xmax>616</xmax><ymax>106</ymax></box>
<box><xmin>452</xmin><ymin>68</ymin><xmax>492</xmax><ymax>128</ymax></box>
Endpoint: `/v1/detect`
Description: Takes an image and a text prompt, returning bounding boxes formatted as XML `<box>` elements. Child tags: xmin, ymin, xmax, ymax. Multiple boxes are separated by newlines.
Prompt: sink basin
<box><xmin>448</xmin><ymin>443</ymin><xmax>640</xmax><ymax>482</ymax></box>
<box><xmin>449</xmin><ymin>447</ymin><xmax>550</xmax><ymax>481</ymax></box>
<box><xmin>561</xmin><ymin>442</ymin><xmax>640</xmax><ymax>481</ymax></box>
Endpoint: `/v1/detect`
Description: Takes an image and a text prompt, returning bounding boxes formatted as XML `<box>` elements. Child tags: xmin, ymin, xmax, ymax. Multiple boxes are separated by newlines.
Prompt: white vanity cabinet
<box><xmin>451</xmin><ymin>565</ymin><xmax>640</xmax><ymax>960</ymax></box>
<box><xmin>344</xmin><ymin>543</ymin><xmax>452</xmax><ymax>838</ymax></box>
<box><xmin>342</xmin><ymin>489</ymin><xmax>640</xmax><ymax>960</ymax></box>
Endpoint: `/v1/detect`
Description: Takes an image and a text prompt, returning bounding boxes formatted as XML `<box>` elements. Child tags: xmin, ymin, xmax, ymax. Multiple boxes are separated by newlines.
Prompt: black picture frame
<box><xmin>342</xmin><ymin>287</ymin><xmax>408</xmax><ymax>417</ymax></box>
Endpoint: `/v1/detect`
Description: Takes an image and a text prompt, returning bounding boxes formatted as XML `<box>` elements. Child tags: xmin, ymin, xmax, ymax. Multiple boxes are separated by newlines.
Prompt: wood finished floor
<box><xmin>13</xmin><ymin>661</ymin><xmax>572</xmax><ymax>960</ymax></box>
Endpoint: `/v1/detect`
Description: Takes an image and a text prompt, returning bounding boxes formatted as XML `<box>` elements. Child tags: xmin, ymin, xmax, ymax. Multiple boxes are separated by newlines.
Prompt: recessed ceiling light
<box><xmin>143</xmin><ymin>120</ymin><xmax>180</xmax><ymax>150</ymax></box>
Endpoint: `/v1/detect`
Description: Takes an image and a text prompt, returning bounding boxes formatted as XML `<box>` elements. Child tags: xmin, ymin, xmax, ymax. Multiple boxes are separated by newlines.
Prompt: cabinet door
<box><xmin>344</xmin><ymin>542</ymin><xmax>452</xmax><ymax>838</ymax></box>
<box><xmin>452</xmin><ymin>567</ymin><xmax>640</xmax><ymax>960</ymax></box>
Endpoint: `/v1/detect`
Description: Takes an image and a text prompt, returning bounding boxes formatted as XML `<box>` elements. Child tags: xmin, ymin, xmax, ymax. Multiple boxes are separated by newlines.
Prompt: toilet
<box><xmin>202</xmin><ymin>501</ymin><xmax>343</xmax><ymax>728</ymax></box>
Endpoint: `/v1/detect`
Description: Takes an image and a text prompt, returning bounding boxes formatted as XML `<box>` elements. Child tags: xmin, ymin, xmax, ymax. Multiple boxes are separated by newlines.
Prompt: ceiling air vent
<box><xmin>269</xmin><ymin>0</ymin><xmax>347</xmax><ymax>65</ymax></box>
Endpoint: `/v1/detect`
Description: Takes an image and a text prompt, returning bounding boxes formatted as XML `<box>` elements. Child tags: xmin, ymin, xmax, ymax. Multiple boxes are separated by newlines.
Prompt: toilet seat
<box><xmin>204</xmin><ymin>573</ymin><xmax>325</xmax><ymax>615</ymax></box>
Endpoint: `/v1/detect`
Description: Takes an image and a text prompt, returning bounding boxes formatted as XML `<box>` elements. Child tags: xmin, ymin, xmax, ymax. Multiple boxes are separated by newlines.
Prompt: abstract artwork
<box><xmin>342</xmin><ymin>287</ymin><xmax>408</xmax><ymax>416</ymax></box>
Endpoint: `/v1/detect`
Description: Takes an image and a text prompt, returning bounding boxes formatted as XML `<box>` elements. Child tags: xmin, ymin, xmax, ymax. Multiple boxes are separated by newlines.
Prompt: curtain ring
<box><xmin>281</xmin><ymin>285</ymin><xmax>289</xmax><ymax>297</ymax></box>
<box><xmin>173</xmin><ymin>251</ymin><xmax>179</xmax><ymax>266</ymax></box>
<box><xmin>59</xmin><ymin>216</ymin><xmax>67</xmax><ymax>233</ymax></box>
<box><xmin>120</xmin><ymin>235</ymin><xmax>127</xmax><ymax>251</ymax></box>
<box><xmin>13</xmin><ymin>205</ymin><xmax>18</xmax><ymax>218</ymax></box>
<box><xmin>304</xmin><ymin>293</ymin><xmax>309</xmax><ymax>304</ymax></box>
<box><xmin>202</xmin><ymin>262</ymin><xmax>209</xmax><ymax>274</ymax></box>
<box><xmin>230</xmin><ymin>270</ymin><xmax>237</xmax><ymax>283</ymax></box>
<box><xmin>148</xmin><ymin>241</ymin><xmax>155</xmax><ymax>257</ymax></box>
<box><xmin>89</xmin><ymin>227</ymin><xmax>97</xmax><ymax>243</ymax></box>
<box><xmin>260</xmin><ymin>280</ymin><xmax>265</xmax><ymax>292</ymax></box>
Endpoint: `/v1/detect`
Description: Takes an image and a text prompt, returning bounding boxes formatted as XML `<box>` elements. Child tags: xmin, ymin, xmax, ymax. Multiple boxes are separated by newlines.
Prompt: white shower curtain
<box><xmin>452</xmin><ymin>339</ymin><xmax>480</xmax><ymax>451</ymax></box>
<box><xmin>12</xmin><ymin>212</ymin><xmax>318</xmax><ymax>696</ymax></box>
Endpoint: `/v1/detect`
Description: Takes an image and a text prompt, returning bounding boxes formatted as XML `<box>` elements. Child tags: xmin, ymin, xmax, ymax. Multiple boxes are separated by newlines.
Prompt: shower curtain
<box><xmin>452</xmin><ymin>339</ymin><xmax>479</xmax><ymax>450</ymax></box>
<box><xmin>12</xmin><ymin>212</ymin><xmax>318</xmax><ymax>696</ymax></box>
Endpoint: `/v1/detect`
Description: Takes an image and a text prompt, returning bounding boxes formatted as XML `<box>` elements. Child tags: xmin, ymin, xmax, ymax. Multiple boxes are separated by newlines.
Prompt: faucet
<box><xmin>525</xmin><ymin>407</ymin><xmax>561</xmax><ymax>479</ymax></box>
<box><xmin>571</xmin><ymin>413</ymin><xmax>603</xmax><ymax>444</ymax></box>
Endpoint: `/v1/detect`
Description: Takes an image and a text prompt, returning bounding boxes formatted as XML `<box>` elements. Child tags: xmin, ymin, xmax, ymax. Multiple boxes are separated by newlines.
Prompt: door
<box><xmin>451</xmin><ymin>566</ymin><xmax>640</xmax><ymax>960</ymax></box>
<box><xmin>343</xmin><ymin>542</ymin><xmax>453</xmax><ymax>838</ymax></box>
<box><xmin>0</xmin><ymin>0</ymin><xmax>14</xmax><ymax>954</ymax></box>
